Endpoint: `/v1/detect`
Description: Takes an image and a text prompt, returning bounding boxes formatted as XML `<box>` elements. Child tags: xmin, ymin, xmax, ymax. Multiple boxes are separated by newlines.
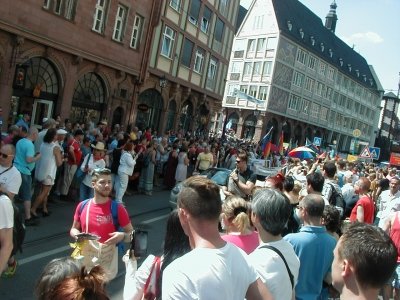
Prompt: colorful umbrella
<box><xmin>288</xmin><ymin>146</ymin><xmax>316</xmax><ymax>160</ymax></box>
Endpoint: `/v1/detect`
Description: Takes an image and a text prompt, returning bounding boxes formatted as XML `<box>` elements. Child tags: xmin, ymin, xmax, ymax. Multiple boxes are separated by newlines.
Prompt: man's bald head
<box><xmin>2</xmin><ymin>144</ymin><xmax>15</xmax><ymax>155</ymax></box>
<box><xmin>302</xmin><ymin>194</ymin><xmax>325</xmax><ymax>218</ymax></box>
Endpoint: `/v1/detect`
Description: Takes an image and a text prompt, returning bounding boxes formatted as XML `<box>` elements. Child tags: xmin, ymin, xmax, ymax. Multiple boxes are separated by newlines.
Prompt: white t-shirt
<box><xmin>248</xmin><ymin>239</ymin><xmax>300</xmax><ymax>300</ymax></box>
<box><xmin>0</xmin><ymin>194</ymin><xmax>13</xmax><ymax>229</ymax></box>
<box><xmin>162</xmin><ymin>243</ymin><xmax>258</xmax><ymax>300</ymax></box>
<box><xmin>0</xmin><ymin>165</ymin><xmax>22</xmax><ymax>196</ymax></box>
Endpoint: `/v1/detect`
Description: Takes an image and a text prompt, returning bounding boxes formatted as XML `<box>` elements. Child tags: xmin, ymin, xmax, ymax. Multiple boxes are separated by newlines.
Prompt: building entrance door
<box><xmin>32</xmin><ymin>99</ymin><xmax>53</xmax><ymax>129</ymax></box>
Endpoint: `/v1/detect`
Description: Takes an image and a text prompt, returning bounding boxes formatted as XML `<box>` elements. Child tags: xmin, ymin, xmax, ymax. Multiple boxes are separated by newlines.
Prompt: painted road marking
<box><xmin>19</xmin><ymin>213</ymin><xmax>170</xmax><ymax>266</ymax></box>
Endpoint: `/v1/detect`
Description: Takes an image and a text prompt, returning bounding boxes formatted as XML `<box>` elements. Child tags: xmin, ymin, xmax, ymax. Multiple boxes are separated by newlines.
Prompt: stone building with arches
<box><xmin>222</xmin><ymin>0</ymin><xmax>383</xmax><ymax>153</ymax></box>
<box><xmin>0</xmin><ymin>1</ymin><xmax>239</xmax><ymax>136</ymax></box>
<box><xmin>0</xmin><ymin>1</ymin><xmax>160</xmax><ymax>130</ymax></box>
<box><xmin>136</xmin><ymin>1</ymin><xmax>240</xmax><ymax>135</ymax></box>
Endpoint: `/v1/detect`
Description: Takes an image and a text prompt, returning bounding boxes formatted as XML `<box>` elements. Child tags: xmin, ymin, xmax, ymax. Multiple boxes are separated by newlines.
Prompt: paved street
<box><xmin>0</xmin><ymin>189</ymin><xmax>172</xmax><ymax>300</ymax></box>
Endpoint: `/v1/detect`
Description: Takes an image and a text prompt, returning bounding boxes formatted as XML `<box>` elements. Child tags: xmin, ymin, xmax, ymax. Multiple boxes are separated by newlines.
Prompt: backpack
<box><xmin>1</xmin><ymin>192</ymin><xmax>26</xmax><ymax>256</ymax></box>
<box><xmin>337</xmin><ymin>172</ymin><xmax>344</xmax><ymax>188</ymax></box>
<box><xmin>328</xmin><ymin>183</ymin><xmax>345</xmax><ymax>216</ymax></box>
<box><xmin>78</xmin><ymin>199</ymin><xmax>124</xmax><ymax>251</ymax></box>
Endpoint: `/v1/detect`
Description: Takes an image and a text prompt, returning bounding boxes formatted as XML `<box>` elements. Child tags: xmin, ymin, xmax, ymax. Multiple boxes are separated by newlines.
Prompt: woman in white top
<box><xmin>31</xmin><ymin>128</ymin><xmax>63</xmax><ymax>217</ymax></box>
<box><xmin>175</xmin><ymin>144</ymin><xmax>189</xmax><ymax>182</ymax></box>
<box><xmin>79</xmin><ymin>142</ymin><xmax>106</xmax><ymax>201</ymax></box>
<box><xmin>123</xmin><ymin>209</ymin><xmax>190</xmax><ymax>300</ymax></box>
<box><xmin>115</xmin><ymin>141</ymin><xmax>139</xmax><ymax>203</ymax></box>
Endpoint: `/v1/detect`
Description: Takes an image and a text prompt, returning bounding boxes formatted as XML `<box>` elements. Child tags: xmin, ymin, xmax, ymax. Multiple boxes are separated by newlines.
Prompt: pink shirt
<box><xmin>221</xmin><ymin>231</ymin><xmax>260</xmax><ymax>254</ymax></box>
<box><xmin>74</xmin><ymin>199</ymin><xmax>130</xmax><ymax>243</ymax></box>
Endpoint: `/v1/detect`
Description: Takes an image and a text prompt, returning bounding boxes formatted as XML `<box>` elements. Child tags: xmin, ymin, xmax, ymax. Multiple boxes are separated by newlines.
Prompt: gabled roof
<box><xmin>383</xmin><ymin>92</ymin><xmax>398</xmax><ymax>99</ymax></box>
<box><xmin>272</xmin><ymin>0</ymin><xmax>377</xmax><ymax>90</ymax></box>
<box><xmin>235</xmin><ymin>5</ymin><xmax>248</xmax><ymax>34</ymax></box>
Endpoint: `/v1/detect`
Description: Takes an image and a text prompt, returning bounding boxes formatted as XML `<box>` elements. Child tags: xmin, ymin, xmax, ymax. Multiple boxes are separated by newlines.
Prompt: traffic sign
<box><xmin>359</xmin><ymin>146</ymin><xmax>371</xmax><ymax>159</ymax></box>
<box><xmin>313</xmin><ymin>137</ymin><xmax>322</xmax><ymax>146</ymax></box>
<box><xmin>369</xmin><ymin>147</ymin><xmax>380</xmax><ymax>160</ymax></box>
<box><xmin>353</xmin><ymin>129</ymin><xmax>361</xmax><ymax>138</ymax></box>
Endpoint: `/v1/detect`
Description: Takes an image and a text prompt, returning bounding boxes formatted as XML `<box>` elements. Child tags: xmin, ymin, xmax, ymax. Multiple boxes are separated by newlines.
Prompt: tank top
<box><xmin>390</xmin><ymin>212</ymin><xmax>400</xmax><ymax>262</ymax></box>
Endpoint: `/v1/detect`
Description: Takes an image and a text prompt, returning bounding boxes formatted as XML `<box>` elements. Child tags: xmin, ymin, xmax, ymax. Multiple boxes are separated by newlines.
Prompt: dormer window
<box><xmin>363</xmin><ymin>74</ymin><xmax>367</xmax><ymax>82</ymax></box>
<box><xmin>320</xmin><ymin>43</ymin><xmax>324</xmax><ymax>52</ymax></box>
<box><xmin>287</xmin><ymin>20</ymin><xmax>292</xmax><ymax>31</ymax></box>
<box><xmin>348</xmin><ymin>64</ymin><xmax>352</xmax><ymax>72</ymax></box>
<box><xmin>369</xmin><ymin>79</ymin><xmax>373</xmax><ymax>86</ymax></box>
<box><xmin>356</xmin><ymin>69</ymin><xmax>360</xmax><ymax>77</ymax></box>
<box><xmin>329</xmin><ymin>49</ymin><xmax>333</xmax><ymax>58</ymax></box>
<box><xmin>310</xmin><ymin>36</ymin><xmax>315</xmax><ymax>46</ymax></box>
<box><xmin>339</xmin><ymin>58</ymin><xmax>343</xmax><ymax>67</ymax></box>
<box><xmin>299</xmin><ymin>28</ymin><xmax>304</xmax><ymax>39</ymax></box>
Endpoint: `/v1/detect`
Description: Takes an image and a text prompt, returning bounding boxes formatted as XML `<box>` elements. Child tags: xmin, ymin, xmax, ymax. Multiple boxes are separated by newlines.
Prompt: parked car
<box><xmin>169</xmin><ymin>168</ymin><xmax>231</xmax><ymax>209</ymax></box>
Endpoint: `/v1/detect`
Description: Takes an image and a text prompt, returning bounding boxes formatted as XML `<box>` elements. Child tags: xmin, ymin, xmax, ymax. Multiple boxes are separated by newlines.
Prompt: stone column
<box><xmin>253</xmin><ymin>113</ymin><xmax>264</xmax><ymax>142</ymax></box>
<box><xmin>235</xmin><ymin>111</ymin><xmax>244</xmax><ymax>139</ymax></box>
<box><xmin>0</xmin><ymin>40</ymin><xmax>16</xmax><ymax>128</ymax></box>
<box><xmin>58</xmin><ymin>61</ymin><xmax>78</xmax><ymax>120</ymax></box>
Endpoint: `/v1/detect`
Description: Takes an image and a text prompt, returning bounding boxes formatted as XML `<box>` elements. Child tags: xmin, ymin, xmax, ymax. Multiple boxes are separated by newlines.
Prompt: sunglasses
<box><xmin>0</xmin><ymin>153</ymin><xmax>11</xmax><ymax>159</ymax></box>
<box><xmin>236</xmin><ymin>160</ymin><xmax>241</xmax><ymax>163</ymax></box>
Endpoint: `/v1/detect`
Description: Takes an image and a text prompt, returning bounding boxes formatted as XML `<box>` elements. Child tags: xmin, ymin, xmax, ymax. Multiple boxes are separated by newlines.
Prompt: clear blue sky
<box><xmin>240</xmin><ymin>0</ymin><xmax>400</xmax><ymax>95</ymax></box>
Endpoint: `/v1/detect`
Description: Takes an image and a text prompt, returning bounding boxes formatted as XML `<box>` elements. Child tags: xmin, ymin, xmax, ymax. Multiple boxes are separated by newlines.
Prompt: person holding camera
<box><xmin>223</xmin><ymin>151</ymin><xmax>256</xmax><ymax>200</ymax></box>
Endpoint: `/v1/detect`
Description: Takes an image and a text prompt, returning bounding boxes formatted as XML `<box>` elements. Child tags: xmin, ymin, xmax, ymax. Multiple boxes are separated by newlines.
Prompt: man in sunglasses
<box><xmin>0</xmin><ymin>144</ymin><xmax>21</xmax><ymax>278</ymax></box>
<box><xmin>223</xmin><ymin>151</ymin><xmax>256</xmax><ymax>200</ymax></box>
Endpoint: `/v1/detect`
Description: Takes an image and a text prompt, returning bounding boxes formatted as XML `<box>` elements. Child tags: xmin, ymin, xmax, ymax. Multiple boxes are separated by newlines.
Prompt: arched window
<box><xmin>25</xmin><ymin>57</ymin><xmax>59</xmax><ymax>97</ymax></box>
<box><xmin>70</xmin><ymin>72</ymin><xmax>106</xmax><ymax>123</ymax></box>
<box><xmin>166</xmin><ymin>100</ymin><xmax>177</xmax><ymax>132</ymax></box>
<box><xmin>73</xmin><ymin>72</ymin><xmax>105</xmax><ymax>106</ymax></box>
<box><xmin>180</xmin><ymin>101</ymin><xmax>193</xmax><ymax>132</ymax></box>
<box><xmin>136</xmin><ymin>89</ymin><xmax>163</xmax><ymax>131</ymax></box>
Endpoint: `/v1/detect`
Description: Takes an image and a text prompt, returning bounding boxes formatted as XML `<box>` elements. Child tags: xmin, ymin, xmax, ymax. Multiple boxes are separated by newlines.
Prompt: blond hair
<box><xmin>222</xmin><ymin>196</ymin><xmax>251</xmax><ymax>234</ymax></box>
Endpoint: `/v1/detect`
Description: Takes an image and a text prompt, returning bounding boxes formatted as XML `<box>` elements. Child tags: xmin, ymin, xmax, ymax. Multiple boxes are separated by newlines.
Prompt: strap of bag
<box><xmin>259</xmin><ymin>245</ymin><xmax>294</xmax><ymax>289</ymax></box>
<box><xmin>85</xmin><ymin>153</ymin><xmax>91</xmax><ymax>168</ymax></box>
<box><xmin>0</xmin><ymin>166</ymin><xmax>12</xmax><ymax>177</ymax></box>
<box><xmin>85</xmin><ymin>198</ymin><xmax>93</xmax><ymax>233</ymax></box>
<box><xmin>143</xmin><ymin>256</ymin><xmax>161</xmax><ymax>299</ymax></box>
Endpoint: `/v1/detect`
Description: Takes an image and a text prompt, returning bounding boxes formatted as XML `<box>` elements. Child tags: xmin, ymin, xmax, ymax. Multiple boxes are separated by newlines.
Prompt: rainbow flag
<box><xmin>278</xmin><ymin>132</ymin><xmax>284</xmax><ymax>155</ymax></box>
<box><xmin>261</xmin><ymin>127</ymin><xmax>273</xmax><ymax>158</ymax></box>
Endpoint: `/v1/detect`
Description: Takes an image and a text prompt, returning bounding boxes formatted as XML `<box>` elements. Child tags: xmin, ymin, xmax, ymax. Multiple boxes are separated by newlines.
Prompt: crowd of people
<box><xmin>0</xmin><ymin>114</ymin><xmax>400</xmax><ymax>300</ymax></box>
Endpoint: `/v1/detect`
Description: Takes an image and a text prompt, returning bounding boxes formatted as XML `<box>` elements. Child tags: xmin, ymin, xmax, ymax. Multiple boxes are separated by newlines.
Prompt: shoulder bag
<box><xmin>143</xmin><ymin>256</ymin><xmax>161</xmax><ymax>300</ymax></box>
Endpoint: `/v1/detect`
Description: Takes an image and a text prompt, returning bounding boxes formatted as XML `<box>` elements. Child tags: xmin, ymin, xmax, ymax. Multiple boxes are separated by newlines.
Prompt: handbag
<box><xmin>70</xmin><ymin>198</ymin><xmax>118</xmax><ymax>281</ymax></box>
<box><xmin>143</xmin><ymin>256</ymin><xmax>161</xmax><ymax>300</ymax></box>
<box><xmin>76</xmin><ymin>153</ymin><xmax>91</xmax><ymax>181</ymax></box>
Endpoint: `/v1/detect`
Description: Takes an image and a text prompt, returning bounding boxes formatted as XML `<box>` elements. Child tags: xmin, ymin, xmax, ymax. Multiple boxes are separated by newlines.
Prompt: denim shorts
<box><xmin>19</xmin><ymin>173</ymin><xmax>32</xmax><ymax>201</ymax></box>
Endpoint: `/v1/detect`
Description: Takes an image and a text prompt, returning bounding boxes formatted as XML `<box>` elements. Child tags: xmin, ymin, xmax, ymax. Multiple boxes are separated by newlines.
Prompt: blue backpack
<box><xmin>78</xmin><ymin>199</ymin><xmax>124</xmax><ymax>252</ymax></box>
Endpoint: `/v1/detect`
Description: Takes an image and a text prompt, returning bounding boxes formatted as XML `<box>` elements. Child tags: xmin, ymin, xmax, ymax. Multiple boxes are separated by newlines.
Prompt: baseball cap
<box><xmin>57</xmin><ymin>129</ymin><xmax>67</xmax><ymax>135</ymax></box>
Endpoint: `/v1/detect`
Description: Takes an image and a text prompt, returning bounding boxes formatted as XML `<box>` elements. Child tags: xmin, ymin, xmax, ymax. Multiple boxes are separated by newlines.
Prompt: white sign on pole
<box><xmin>359</xmin><ymin>146</ymin><xmax>371</xmax><ymax>159</ymax></box>
<box><xmin>313</xmin><ymin>137</ymin><xmax>322</xmax><ymax>146</ymax></box>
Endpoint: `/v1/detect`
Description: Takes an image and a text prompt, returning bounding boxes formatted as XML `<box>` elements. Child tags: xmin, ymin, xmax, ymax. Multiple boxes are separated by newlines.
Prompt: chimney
<box><xmin>325</xmin><ymin>1</ymin><xmax>338</xmax><ymax>33</ymax></box>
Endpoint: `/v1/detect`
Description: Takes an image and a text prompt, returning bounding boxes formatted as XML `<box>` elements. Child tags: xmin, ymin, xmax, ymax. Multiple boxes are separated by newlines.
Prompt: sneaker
<box><xmin>25</xmin><ymin>218</ymin><xmax>40</xmax><ymax>226</ymax></box>
<box><xmin>2</xmin><ymin>260</ymin><xmax>17</xmax><ymax>278</ymax></box>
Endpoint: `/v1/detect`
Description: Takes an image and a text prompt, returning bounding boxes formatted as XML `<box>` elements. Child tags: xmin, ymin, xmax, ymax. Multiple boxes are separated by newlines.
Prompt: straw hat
<box><xmin>91</xmin><ymin>142</ymin><xmax>106</xmax><ymax>151</ymax></box>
